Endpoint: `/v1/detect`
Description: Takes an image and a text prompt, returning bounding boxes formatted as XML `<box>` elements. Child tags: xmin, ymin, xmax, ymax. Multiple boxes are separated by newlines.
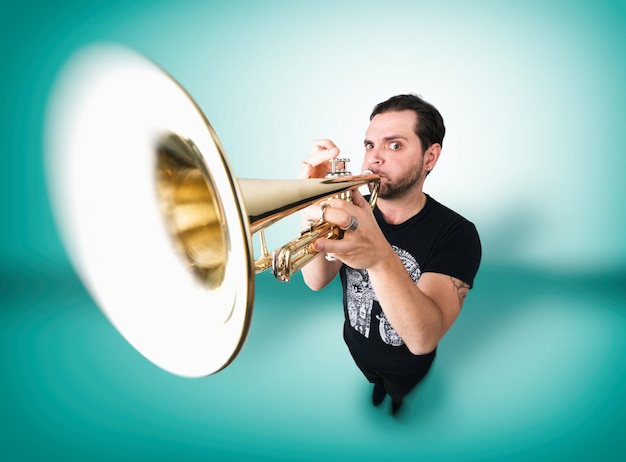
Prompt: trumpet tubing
<box><xmin>272</xmin><ymin>221</ymin><xmax>339</xmax><ymax>282</ymax></box>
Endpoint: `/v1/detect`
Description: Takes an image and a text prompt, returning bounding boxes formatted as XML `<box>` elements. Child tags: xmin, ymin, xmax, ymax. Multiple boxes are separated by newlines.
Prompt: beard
<box><xmin>372</xmin><ymin>163</ymin><xmax>424</xmax><ymax>200</ymax></box>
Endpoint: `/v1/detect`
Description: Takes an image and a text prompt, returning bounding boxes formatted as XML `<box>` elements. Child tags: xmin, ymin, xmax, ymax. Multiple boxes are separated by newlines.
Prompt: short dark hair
<box><xmin>370</xmin><ymin>94</ymin><xmax>445</xmax><ymax>151</ymax></box>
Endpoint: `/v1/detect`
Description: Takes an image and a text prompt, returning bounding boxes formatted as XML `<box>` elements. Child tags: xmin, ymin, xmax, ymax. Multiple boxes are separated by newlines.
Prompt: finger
<box><xmin>300</xmin><ymin>200</ymin><xmax>336</xmax><ymax>224</ymax></box>
<box><xmin>304</xmin><ymin>146</ymin><xmax>339</xmax><ymax>166</ymax></box>
<box><xmin>311</xmin><ymin>139</ymin><xmax>338</xmax><ymax>153</ymax></box>
<box><xmin>314</xmin><ymin>236</ymin><xmax>351</xmax><ymax>255</ymax></box>
<box><xmin>299</xmin><ymin>161</ymin><xmax>314</xmax><ymax>179</ymax></box>
<box><xmin>299</xmin><ymin>205</ymin><xmax>318</xmax><ymax>224</ymax></box>
<box><xmin>300</xmin><ymin>141</ymin><xmax>340</xmax><ymax>179</ymax></box>
<box><xmin>326</xmin><ymin>197</ymin><xmax>357</xmax><ymax>212</ymax></box>
<box><xmin>299</xmin><ymin>154</ymin><xmax>332</xmax><ymax>179</ymax></box>
<box><xmin>320</xmin><ymin>204</ymin><xmax>354</xmax><ymax>229</ymax></box>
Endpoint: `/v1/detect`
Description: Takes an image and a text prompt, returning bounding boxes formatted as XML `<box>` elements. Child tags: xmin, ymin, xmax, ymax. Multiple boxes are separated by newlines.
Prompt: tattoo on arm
<box><xmin>451</xmin><ymin>277</ymin><xmax>470</xmax><ymax>307</ymax></box>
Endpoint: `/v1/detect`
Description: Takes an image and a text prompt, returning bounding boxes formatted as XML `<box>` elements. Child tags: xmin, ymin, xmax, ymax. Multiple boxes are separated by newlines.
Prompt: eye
<box><xmin>364</xmin><ymin>142</ymin><xmax>374</xmax><ymax>150</ymax></box>
<box><xmin>389</xmin><ymin>141</ymin><xmax>402</xmax><ymax>150</ymax></box>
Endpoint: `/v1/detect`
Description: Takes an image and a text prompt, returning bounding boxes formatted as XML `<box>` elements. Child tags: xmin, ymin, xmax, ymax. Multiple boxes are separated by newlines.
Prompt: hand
<box><xmin>311</xmin><ymin>190</ymin><xmax>391</xmax><ymax>270</ymax></box>
<box><xmin>299</xmin><ymin>139</ymin><xmax>340</xmax><ymax>179</ymax></box>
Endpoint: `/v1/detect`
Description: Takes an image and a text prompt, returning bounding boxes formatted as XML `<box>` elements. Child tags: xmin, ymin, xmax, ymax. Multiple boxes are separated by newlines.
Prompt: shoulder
<box><xmin>425</xmin><ymin>195</ymin><xmax>470</xmax><ymax>222</ymax></box>
<box><xmin>423</xmin><ymin>195</ymin><xmax>479</xmax><ymax>237</ymax></box>
<box><xmin>421</xmin><ymin>195</ymin><xmax>482</xmax><ymax>287</ymax></box>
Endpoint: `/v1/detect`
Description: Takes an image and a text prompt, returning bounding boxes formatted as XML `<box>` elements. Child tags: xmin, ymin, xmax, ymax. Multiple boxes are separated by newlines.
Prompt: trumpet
<box><xmin>46</xmin><ymin>44</ymin><xmax>379</xmax><ymax>377</ymax></box>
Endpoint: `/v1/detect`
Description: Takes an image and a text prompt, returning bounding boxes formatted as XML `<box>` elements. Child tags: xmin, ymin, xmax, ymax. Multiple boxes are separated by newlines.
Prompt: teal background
<box><xmin>2</xmin><ymin>0</ymin><xmax>625</xmax><ymax>460</ymax></box>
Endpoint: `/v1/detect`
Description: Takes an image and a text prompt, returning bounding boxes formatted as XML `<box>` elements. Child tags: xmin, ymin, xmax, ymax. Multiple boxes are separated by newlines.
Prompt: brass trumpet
<box><xmin>46</xmin><ymin>44</ymin><xmax>379</xmax><ymax>377</ymax></box>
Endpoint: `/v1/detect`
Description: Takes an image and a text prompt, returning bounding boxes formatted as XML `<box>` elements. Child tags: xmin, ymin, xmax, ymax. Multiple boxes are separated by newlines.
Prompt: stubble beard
<box><xmin>374</xmin><ymin>163</ymin><xmax>424</xmax><ymax>200</ymax></box>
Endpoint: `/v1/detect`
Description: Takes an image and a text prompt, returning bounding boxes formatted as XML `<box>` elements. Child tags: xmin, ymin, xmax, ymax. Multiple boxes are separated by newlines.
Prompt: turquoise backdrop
<box><xmin>1</xmin><ymin>1</ymin><xmax>625</xmax><ymax>461</ymax></box>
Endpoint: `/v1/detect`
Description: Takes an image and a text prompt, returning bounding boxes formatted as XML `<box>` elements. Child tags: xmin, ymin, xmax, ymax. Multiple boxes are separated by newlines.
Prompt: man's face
<box><xmin>362</xmin><ymin>110</ymin><xmax>425</xmax><ymax>200</ymax></box>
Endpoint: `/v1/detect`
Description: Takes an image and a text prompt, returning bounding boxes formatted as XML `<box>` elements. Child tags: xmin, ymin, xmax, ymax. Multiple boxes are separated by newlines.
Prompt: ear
<box><xmin>424</xmin><ymin>143</ymin><xmax>442</xmax><ymax>174</ymax></box>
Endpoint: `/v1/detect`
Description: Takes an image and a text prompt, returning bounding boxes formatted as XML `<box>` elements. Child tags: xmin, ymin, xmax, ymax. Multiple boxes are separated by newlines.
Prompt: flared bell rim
<box><xmin>45</xmin><ymin>43</ymin><xmax>255</xmax><ymax>377</ymax></box>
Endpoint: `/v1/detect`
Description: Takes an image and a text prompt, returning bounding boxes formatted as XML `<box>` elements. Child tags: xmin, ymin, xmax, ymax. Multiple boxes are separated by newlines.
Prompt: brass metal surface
<box><xmin>47</xmin><ymin>43</ymin><xmax>379</xmax><ymax>377</ymax></box>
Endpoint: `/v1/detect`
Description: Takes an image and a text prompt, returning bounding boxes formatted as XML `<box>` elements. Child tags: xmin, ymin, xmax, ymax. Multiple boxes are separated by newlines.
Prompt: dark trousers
<box><xmin>350</xmin><ymin>349</ymin><xmax>436</xmax><ymax>403</ymax></box>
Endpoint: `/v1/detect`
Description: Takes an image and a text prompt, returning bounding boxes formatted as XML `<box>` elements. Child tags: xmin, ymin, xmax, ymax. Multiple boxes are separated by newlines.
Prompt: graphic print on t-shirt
<box><xmin>345</xmin><ymin>267</ymin><xmax>375</xmax><ymax>337</ymax></box>
<box><xmin>375</xmin><ymin>312</ymin><xmax>405</xmax><ymax>346</ymax></box>
<box><xmin>345</xmin><ymin>245</ymin><xmax>422</xmax><ymax>346</ymax></box>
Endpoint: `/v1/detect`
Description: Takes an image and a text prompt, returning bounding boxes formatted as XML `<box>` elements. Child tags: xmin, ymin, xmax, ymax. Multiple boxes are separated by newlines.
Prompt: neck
<box><xmin>377</xmin><ymin>189</ymin><xmax>427</xmax><ymax>225</ymax></box>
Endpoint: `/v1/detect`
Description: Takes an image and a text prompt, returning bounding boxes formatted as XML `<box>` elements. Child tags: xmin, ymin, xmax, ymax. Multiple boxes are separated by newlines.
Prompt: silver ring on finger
<box><xmin>340</xmin><ymin>216</ymin><xmax>359</xmax><ymax>232</ymax></box>
<box><xmin>320</xmin><ymin>203</ymin><xmax>331</xmax><ymax>222</ymax></box>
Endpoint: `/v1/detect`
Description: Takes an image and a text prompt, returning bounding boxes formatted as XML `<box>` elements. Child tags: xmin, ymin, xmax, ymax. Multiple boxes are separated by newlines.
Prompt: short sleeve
<box><xmin>423</xmin><ymin>220</ymin><xmax>482</xmax><ymax>288</ymax></box>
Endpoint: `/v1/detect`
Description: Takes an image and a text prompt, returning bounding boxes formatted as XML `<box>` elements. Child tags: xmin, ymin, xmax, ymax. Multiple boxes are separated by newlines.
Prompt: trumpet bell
<box><xmin>46</xmin><ymin>44</ymin><xmax>254</xmax><ymax>377</ymax></box>
<box><xmin>46</xmin><ymin>44</ymin><xmax>379</xmax><ymax>377</ymax></box>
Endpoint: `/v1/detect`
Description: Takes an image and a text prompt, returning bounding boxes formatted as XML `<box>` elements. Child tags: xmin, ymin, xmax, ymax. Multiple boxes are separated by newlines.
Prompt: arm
<box><xmin>298</xmin><ymin>139</ymin><xmax>343</xmax><ymax>291</ymax></box>
<box><xmin>298</xmin><ymin>233</ymin><xmax>343</xmax><ymax>290</ymax></box>
<box><xmin>313</xmin><ymin>192</ymin><xmax>470</xmax><ymax>354</ymax></box>
<box><xmin>368</xmin><ymin>259</ymin><xmax>469</xmax><ymax>355</ymax></box>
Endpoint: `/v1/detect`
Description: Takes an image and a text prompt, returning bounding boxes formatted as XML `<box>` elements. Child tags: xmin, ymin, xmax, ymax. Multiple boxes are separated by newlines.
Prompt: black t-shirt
<box><xmin>340</xmin><ymin>194</ymin><xmax>481</xmax><ymax>370</ymax></box>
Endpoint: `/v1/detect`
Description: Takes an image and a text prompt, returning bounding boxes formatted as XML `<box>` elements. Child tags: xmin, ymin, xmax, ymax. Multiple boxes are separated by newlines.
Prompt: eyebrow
<box><xmin>363</xmin><ymin>135</ymin><xmax>409</xmax><ymax>145</ymax></box>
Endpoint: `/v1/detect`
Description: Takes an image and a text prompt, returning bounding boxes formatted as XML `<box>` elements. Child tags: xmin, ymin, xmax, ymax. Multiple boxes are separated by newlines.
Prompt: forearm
<box><xmin>300</xmin><ymin>253</ymin><xmax>342</xmax><ymax>290</ymax></box>
<box><xmin>368</xmin><ymin>250</ymin><xmax>445</xmax><ymax>355</ymax></box>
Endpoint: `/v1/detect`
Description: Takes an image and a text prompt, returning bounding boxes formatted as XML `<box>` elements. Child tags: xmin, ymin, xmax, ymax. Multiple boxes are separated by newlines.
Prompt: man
<box><xmin>299</xmin><ymin>94</ymin><xmax>481</xmax><ymax>415</ymax></box>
